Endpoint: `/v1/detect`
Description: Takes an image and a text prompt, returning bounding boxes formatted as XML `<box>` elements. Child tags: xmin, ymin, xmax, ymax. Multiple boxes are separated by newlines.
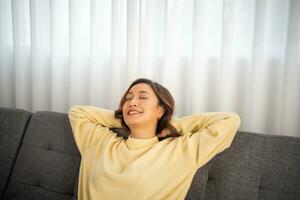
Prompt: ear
<box><xmin>158</xmin><ymin>106</ymin><xmax>165</xmax><ymax>119</ymax></box>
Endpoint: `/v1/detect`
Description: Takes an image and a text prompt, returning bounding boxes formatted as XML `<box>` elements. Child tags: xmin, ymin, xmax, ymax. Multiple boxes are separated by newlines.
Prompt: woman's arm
<box><xmin>68</xmin><ymin>105</ymin><xmax>122</xmax><ymax>153</ymax></box>
<box><xmin>171</xmin><ymin>112</ymin><xmax>239</xmax><ymax>136</ymax></box>
<box><xmin>171</xmin><ymin>112</ymin><xmax>241</xmax><ymax>168</ymax></box>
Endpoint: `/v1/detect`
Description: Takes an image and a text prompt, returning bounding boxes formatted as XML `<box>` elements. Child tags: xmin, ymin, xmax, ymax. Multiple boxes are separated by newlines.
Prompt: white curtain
<box><xmin>0</xmin><ymin>0</ymin><xmax>299</xmax><ymax>137</ymax></box>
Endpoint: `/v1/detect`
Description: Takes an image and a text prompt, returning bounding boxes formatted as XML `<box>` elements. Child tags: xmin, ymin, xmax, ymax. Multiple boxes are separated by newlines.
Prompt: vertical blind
<box><xmin>0</xmin><ymin>0</ymin><xmax>299</xmax><ymax>137</ymax></box>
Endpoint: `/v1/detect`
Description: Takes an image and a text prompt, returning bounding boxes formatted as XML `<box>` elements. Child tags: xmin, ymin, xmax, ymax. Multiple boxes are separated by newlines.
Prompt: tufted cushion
<box><xmin>0</xmin><ymin>107</ymin><xmax>32</xmax><ymax>199</ymax></box>
<box><xmin>185</xmin><ymin>131</ymin><xmax>300</xmax><ymax>200</ymax></box>
<box><xmin>3</xmin><ymin>111</ymin><xmax>81</xmax><ymax>200</ymax></box>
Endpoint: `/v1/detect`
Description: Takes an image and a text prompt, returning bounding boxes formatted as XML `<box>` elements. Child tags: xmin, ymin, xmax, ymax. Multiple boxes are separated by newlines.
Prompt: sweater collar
<box><xmin>126</xmin><ymin>135</ymin><xmax>159</xmax><ymax>149</ymax></box>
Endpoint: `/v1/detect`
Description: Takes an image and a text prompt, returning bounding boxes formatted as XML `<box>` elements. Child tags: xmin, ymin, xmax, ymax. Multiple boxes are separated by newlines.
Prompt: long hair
<box><xmin>114</xmin><ymin>78</ymin><xmax>180</xmax><ymax>140</ymax></box>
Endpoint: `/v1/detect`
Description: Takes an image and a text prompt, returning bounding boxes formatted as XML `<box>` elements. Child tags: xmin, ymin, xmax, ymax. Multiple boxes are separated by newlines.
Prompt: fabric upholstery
<box><xmin>185</xmin><ymin>132</ymin><xmax>300</xmax><ymax>200</ymax></box>
<box><xmin>3</xmin><ymin>111</ymin><xmax>81</xmax><ymax>200</ymax></box>
<box><xmin>0</xmin><ymin>106</ymin><xmax>32</xmax><ymax>199</ymax></box>
<box><xmin>258</xmin><ymin>136</ymin><xmax>300</xmax><ymax>200</ymax></box>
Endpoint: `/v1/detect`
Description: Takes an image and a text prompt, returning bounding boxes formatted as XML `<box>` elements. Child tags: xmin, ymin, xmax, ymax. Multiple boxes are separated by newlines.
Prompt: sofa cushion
<box><xmin>258</xmin><ymin>135</ymin><xmax>300</xmax><ymax>200</ymax></box>
<box><xmin>185</xmin><ymin>131</ymin><xmax>300</xmax><ymax>200</ymax></box>
<box><xmin>3</xmin><ymin>111</ymin><xmax>81</xmax><ymax>200</ymax></box>
<box><xmin>186</xmin><ymin>131</ymin><xmax>265</xmax><ymax>199</ymax></box>
<box><xmin>0</xmin><ymin>106</ymin><xmax>32</xmax><ymax>199</ymax></box>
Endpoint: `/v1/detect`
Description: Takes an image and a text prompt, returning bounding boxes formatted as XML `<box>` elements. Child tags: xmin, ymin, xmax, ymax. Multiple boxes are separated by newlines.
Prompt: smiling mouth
<box><xmin>127</xmin><ymin>110</ymin><xmax>142</xmax><ymax>116</ymax></box>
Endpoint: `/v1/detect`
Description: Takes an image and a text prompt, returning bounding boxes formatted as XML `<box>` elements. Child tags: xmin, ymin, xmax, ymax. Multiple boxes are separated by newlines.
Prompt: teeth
<box><xmin>128</xmin><ymin>111</ymin><xmax>141</xmax><ymax>115</ymax></box>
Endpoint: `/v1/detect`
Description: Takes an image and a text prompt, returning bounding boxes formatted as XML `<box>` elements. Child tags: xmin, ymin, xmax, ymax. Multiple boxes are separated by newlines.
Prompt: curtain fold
<box><xmin>0</xmin><ymin>0</ymin><xmax>299</xmax><ymax>137</ymax></box>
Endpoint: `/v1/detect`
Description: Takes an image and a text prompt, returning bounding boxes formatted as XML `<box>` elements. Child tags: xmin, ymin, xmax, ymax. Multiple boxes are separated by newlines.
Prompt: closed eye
<box><xmin>125</xmin><ymin>96</ymin><xmax>148</xmax><ymax>100</ymax></box>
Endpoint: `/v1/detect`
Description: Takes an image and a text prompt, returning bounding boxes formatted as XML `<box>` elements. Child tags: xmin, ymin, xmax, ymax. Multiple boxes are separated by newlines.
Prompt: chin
<box><xmin>124</xmin><ymin>117</ymin><xmax>145</xmax><ymax>128</ymax></box>
<box><xmin>125</xmin><ymin>120</ymin><xmax>142</xmax><ymax>127</ymax></box>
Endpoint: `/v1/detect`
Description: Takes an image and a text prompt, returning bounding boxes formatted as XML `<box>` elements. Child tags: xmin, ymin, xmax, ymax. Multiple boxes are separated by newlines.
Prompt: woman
<box><xmin>68</xmin><ymin>78</ymin><xmax>241</xmax><ymax>200</ymax></box>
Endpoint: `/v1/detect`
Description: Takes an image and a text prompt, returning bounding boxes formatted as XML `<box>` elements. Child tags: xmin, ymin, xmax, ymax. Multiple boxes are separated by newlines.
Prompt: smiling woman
<box><xmin>114</xmin><ymin>78</ymin><xmax>179</xmax><ymax>140</ymax></box>
<box><xmin>68</xmin><ymin>78</ymin><xmax>241</xmax><ymax>200</ymax></box>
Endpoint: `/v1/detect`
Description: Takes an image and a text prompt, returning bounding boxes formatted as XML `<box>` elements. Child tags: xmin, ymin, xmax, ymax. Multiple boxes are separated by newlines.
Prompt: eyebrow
<box><xmin>127</xmin><ymin>91</ymin><xmax>150</xmax><ymax>95</ymax></box>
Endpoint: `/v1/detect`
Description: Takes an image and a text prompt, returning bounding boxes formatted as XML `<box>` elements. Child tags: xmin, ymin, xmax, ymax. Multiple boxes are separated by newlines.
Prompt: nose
<box><xmin>129</xmin><ymin>97</ymin><xmax>138</xmax><ymax>107</ymax></box>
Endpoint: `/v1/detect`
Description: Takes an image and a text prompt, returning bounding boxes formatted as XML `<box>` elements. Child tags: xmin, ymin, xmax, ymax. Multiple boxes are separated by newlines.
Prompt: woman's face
<box><xmin>122</xmin><ymin>83</ymin><xmax>164</xmax><ymax>129</ymax></box>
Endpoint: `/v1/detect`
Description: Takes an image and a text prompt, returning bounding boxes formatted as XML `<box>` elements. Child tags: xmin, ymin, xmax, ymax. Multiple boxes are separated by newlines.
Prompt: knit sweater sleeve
<box><xmin>68</xmin><ymin>105</ymin><xmax>122</xmax><ymax>154</ymax></box>
<box><xmin>171</xmin><ymin>112</ymin><xmax>241</xmax><ymax>168</ymax></box>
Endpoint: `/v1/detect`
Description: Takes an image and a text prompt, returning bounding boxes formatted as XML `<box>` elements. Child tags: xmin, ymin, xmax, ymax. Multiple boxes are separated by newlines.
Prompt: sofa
<box><xmin>0</xmin><ymin>106</ymin><xmax>299</xmax><ymax>200</ymax></box>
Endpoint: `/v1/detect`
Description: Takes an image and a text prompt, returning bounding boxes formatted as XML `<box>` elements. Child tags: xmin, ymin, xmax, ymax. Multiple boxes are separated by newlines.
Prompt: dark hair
<box><xmin>114</xmin><ymin>78</ymin><xmax>180</xmax><ymax>140</ymax></box>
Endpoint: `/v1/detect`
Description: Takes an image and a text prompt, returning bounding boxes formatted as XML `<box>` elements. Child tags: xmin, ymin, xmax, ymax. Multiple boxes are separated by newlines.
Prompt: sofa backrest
<box><xmin>185</xmin><ymin>131</ymin><xmax>300</xmax><ymax>200</ymax></box>
<box><xmin>3</xmin><ymin>111</ymin><xmax>81</xmax><ymax>200</ymax></box>
<box><xmin>0</xmin><ymin>107</ymin><xmax>32</xmax><ymax>199</ymax></box>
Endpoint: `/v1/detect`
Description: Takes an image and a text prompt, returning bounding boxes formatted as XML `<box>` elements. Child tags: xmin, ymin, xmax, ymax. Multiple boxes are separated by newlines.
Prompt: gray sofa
<box><xmin>0</xmin><ymin>106</ymin><xmax>299</xmax><ymax>200</ymax></box>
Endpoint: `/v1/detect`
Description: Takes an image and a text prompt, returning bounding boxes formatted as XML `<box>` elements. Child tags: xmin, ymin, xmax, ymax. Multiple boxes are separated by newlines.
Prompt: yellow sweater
<box><xmin>68</xmin><ymin>105</ymin><xmax>241</xmax><ymax>200</ymax></box>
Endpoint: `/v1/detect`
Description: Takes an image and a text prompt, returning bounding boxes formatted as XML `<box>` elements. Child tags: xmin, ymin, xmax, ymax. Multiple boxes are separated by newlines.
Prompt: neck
<box><xmin>129</xmin><ymin>125</ymin><xmax>157</xmax><ymax>139</ymax></box>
